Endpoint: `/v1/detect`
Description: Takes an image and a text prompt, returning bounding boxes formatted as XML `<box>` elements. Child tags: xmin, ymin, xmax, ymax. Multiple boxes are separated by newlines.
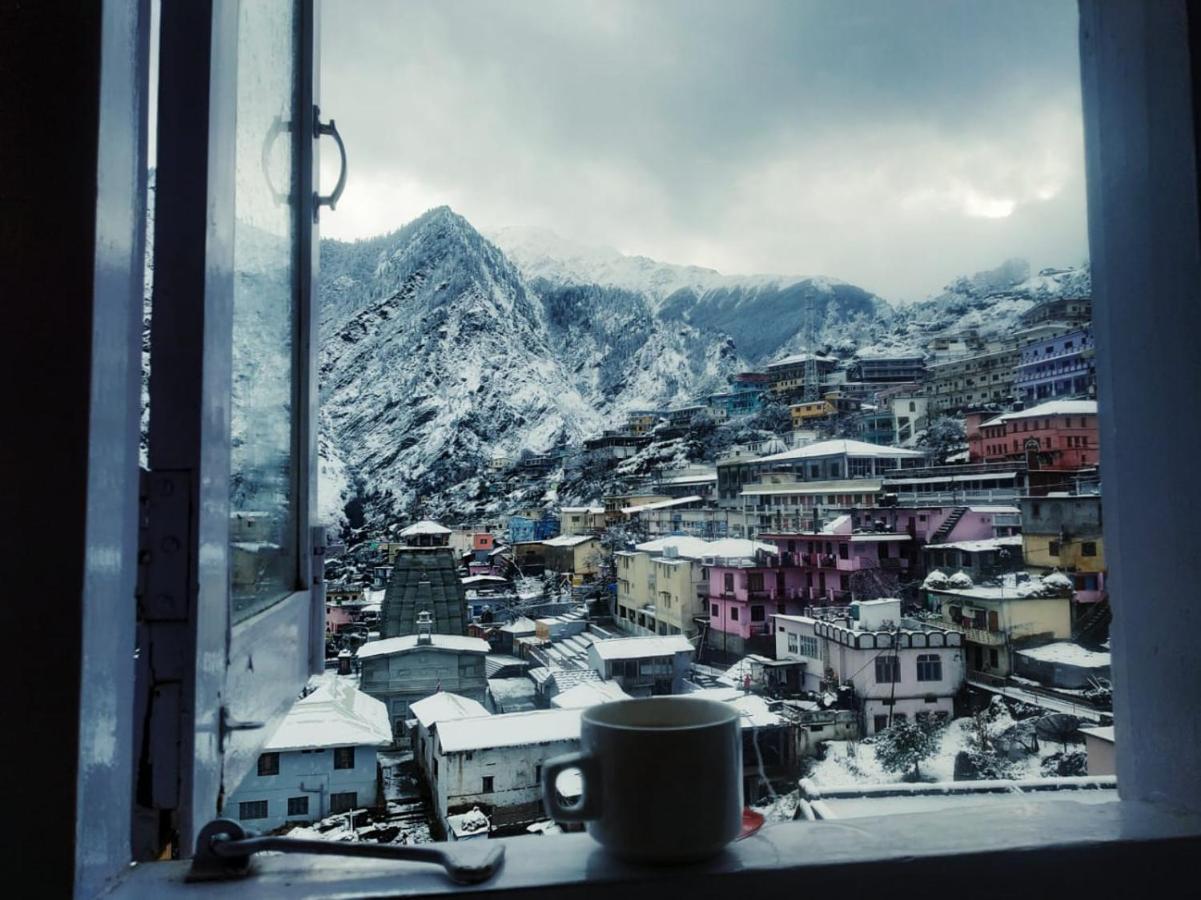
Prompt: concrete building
<box><xmin>1080</xmin><ymin>726</ymin><xmax>1116</xmax><ymax>777</ymax></box>
<box><xmin>764</xmin><ymin>353</ymin><xmax>840</xmax><ymax>399</ymax></box>
<box><xmin>1014</xmin><ymin>327</ymin><xmax>1096</xmax><ymax>405</ymax></box>
<box><xmin>540</xmin><ymin>534</ymin><xmax>602</xmax><ymax>581</ymax></box>
<box><xmin>970</xmin><ymin>400</ymin><xmax>1100</xmax><ymax>471</ymax></box>
<box><xmin>356</xmin><ymin>626</ymin><xmax>491</xmax><ymax>741</ymax></box>
<box><xmin>408</xmin><ymin>692</ymin><xmax>489</xmax><ymax>790</ymax></box>
<box><xmin>1019</xmin><ymin>493</ymin><xmax>1107</xmax><ymax>604</ymax></box>
<box><xmin>848</xmin><ymin>354</ymin><xmax>926</xmax><ymax>384</ymax></box>
<box><xmin>923</xmin><ymin>535</ymin><xmax>1025</xmax><ymax>583</ymax></box>
<box><xmin>1018</xmin><ymin>296</ymin><xmax>1092</xmax><ymax>328</ymax></box>
<box><xmin>752</xmin><ymin>439</ymin><xmax>927</xmax><ymax>482</ymax></box>
<box><xmin>924</xmin><ymin>345</ymin><xmax>1020</xmax><ymax>415</ymax></box>
<box><xmin>222</xmin><ymin>680</ymin><xmax>392</xmax><ymax>831</ymax></box>
<box><xmin>559</xmin><ymin>505</ymin><xmax>606</xmax><ymax>536</ymax></box>
<box><xmin>430</xmin><ymin>708</ymin><xmax>582</xmax><ymax>833</ymax></box>
<box><xmin>774</xmin><ymin>599</ymin><xmax>966</xmax><ymax>735</ymax></box>
<box><xmin>1013</xmin><ymin>642</ymin><xmax>1111</xmax><ymax>689</ymax></box>
<box><xmin>925</xmin><ymin>574</ymin><xmax>1073</xmax><ymax>678</ymax></box>
<box><xmin>891</xmin><ymin>395</ymin><xmax>930</xmax><ymax>447</ymax></box>
<box><xmin>614</xmin><ymin>536</ymin><xmax>774</xmax><ymax>639</ymax></box>
<box><xmin>587</xmin><ymin>635</ymin><xmax>695</xmax><ymax>696</ymax></box>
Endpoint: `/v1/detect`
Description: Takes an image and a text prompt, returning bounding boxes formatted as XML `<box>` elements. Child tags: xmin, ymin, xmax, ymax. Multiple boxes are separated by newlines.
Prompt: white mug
<box><xmin>541</xmin><ymin>697</ymin><xmax>743</xmax><ymax>863</ymax></box>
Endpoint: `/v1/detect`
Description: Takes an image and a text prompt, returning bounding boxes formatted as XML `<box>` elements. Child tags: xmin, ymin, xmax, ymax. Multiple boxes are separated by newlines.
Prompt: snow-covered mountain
<box><xmin>317</xmin><ymin>209</ymin><xmax>1088</xmax><ymax>531</ymax></box>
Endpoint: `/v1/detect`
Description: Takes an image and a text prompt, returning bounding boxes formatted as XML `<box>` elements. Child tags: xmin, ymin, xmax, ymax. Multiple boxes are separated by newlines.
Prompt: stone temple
<box><xmin>380</xmin><ymin>520</ymin><xmax>468</xmax><ymax>637</ymax></box>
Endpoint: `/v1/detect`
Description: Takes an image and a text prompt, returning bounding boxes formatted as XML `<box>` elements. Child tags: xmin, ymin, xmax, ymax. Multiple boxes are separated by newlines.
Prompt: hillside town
<box><xmin>227</xmin><ymin>292</ymin><xmax>1116</xmax><ymax>843</ymax></box>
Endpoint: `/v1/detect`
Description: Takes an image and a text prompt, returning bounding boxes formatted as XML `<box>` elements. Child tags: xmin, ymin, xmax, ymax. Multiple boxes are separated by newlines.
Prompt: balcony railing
<box><xmin>945</xmin><ymin>621</ymin><xmax>1006</xmax><ymax>646</ymax></box>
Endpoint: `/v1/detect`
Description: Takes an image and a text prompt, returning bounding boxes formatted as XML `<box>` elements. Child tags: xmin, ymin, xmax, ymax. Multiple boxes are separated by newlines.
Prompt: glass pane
<box><xmin>230</xmin><ymin>0</ymin><xmax>298</xmax><ymax>621</ymax></box>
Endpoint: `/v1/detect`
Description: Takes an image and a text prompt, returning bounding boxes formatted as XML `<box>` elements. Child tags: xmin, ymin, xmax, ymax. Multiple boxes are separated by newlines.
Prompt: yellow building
<box><xmin>615</xmin><ymin>544</ymin><xmax>705</xmax><ymax>637</ymax></box>
<box><xmin>1022</xmin><ymin>532</ymin><xmax>1106</xmax><ymax>574</ymax></box>
<box><xmin>559</xmin><ymin>505</ymin><xmax>606</xmax><ymax>536</ymax></box>
<box><xmin>789</xmin><ymin>400</ymin><xmax>835</xmax><ymax>426</ymax></box>
<box><xmin>541</xmin><ymin>535</ymin><xmax>602</xmax><ymax>580</ymax></box>
<box><xmin>928</xmin><ymin>582</ymin><xmax>1072</xmax><ymax>678</ymax></box>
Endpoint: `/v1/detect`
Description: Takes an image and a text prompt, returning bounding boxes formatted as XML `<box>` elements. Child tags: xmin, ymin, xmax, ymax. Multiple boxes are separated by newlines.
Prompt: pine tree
<box><xmin>873</xmin><ymin>718</ymin><xmax>941</xmax><ymax>781</ymax></box>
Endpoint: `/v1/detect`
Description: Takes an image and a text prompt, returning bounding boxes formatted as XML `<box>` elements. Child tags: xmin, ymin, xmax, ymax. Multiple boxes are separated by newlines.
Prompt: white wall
<box><xmin>222</xmin><ymin>745</ymin><xmax>380</xmax><ymax>832</ymax></box>
<box><xmin>433</xmin><ymin>738</ymin><xmax>580</xmax><ymax>825</ymax></box>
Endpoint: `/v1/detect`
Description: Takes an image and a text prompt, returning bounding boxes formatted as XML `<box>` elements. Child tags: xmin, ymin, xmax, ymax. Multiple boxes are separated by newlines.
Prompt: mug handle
<box><xmin>541</xmin><ymin>751</ymin><xmax>602</xmax><ymax>823</ymax></box>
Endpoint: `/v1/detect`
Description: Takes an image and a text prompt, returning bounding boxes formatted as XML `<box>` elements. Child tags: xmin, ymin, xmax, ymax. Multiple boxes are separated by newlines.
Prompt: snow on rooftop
<box><xmin>685</xmin><ymin>688</ymin><xmax>783</xmax><ymax>728</ymax></box>
<box><xmin>754</xmin><ymin>439</ymin><xmax>925</xmax><ymax>464</ymax></box>
<box><xmin>409</xmin><ymin>692</ymin><xmax>489</xmax><ymax>729</ymax></box>
<box><xmin>924</xmin><ymin>535</ymin><xmax>1024</xmax><ymax>553</ymax></box>
<box><xmin>262</xmin><ymin>679</ymin><xmax>391</xmax><ymax>752</ymax></box>
<box><xmin>590</xmin><ymin>634</ymin><xmax>695</xmax><ymax>660</ymax></box>
<box><xmin>550</xmin><ymin>680</ymin><xmax>631</xmax><ymax>709</ymax></box>
<box><xmin>356</xmin><ymin>634</ymin><xmax>491</xmax><ymax>659</ymax></box>
<box><xmin>622</xmin><ymin>495</ymin><xmax>703</xmax><ymax>514</ymax></box>
<box><xmin>461</xmin><ymin>574</ymin><xmax>509</xmax><ymax>585</ymax></box>
<box><xmin>1080</xmin><ymin>725</ymin><xmax>1115</xmax><ymax>743</ymax></box>
<box><xmin>399</xmin><ymin>519</ymin><xmax>452</xmax><ymax>536</ymax></box>
<box><xmin>984</xmin><ymin>399</ymin><xmax>1097</xmax><ymax>425</ymax></box>
<box><xmin>1014</xmin><ymin>642</ymin><xmax>1111</xmax><ymax>668</ymax></box>
<box><xmin>632</xmin><ymin>535</ymin><xmax>775</xmax><ymax>561</ymax></box>
<box><xmin>499</xmin><ymin>616</ymin><xmax>538</xmax><ymax>633</ymax></box>
<box><xmin>541</xmin><ymin>534</ymin><xmax>597</xmax><ymax>547</ymax></box>
<box><xmin>561</xmin><ymin>505</ymin><xmax>605</xmax><ymax>514</ymax></box>
<box><xmin>437</xmin><ymin>708</ymin><xmax>582</xmax><ymax>754</ymax></box>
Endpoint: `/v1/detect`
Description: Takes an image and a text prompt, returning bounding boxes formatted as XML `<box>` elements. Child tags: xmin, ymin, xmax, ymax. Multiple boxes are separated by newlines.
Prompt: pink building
<box><xmin>968</xmin><ymin>400</ymin><xmax>1099</xmax><ymax>470</ymax></box>
<box><xmin>707</xmin><ymin>547</ymin><xmax>808</xmax><ymax>659</ymax></box>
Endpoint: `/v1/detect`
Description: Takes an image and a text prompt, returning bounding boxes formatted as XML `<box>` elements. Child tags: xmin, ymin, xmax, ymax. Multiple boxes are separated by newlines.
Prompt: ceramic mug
<box><xmin>541</xmin><ymin>697</ymin><xmax>743</xmax><ymax>863</ymax></box>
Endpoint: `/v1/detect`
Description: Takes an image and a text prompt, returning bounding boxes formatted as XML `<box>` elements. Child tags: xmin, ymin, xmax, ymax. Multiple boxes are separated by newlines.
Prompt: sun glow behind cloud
<box><xmin>319</xmin><ymin>0</ymin><xmax>1087</xmax><ymax>300</ymax></box>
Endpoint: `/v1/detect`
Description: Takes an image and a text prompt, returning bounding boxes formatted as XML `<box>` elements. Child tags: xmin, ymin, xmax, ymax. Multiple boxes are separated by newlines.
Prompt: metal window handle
<box><xmin>314</xmin><ymin>105</ymin><xmax>348</xmax><ymax>218</ymax></box>
<box><xmin>187</xmin><ymin>818</ymin><xmax>505</xmax><ymax>885</ymax></box>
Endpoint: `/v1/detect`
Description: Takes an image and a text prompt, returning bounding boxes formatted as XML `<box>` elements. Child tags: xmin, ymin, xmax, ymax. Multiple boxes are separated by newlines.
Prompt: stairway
<box><xmin>1074</xmin><ymin>596</ymin><xmax>1112</xmax><ymax>644</ymax></box>
<box><xmin>930</xmin><ymin>506</ymin><xmax>969</xmax><ymax>544</ymax></box>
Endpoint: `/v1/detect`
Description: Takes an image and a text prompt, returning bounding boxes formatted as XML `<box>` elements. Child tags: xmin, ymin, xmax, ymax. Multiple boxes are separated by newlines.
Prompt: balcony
<box><xmin>946</xmin><ymin>621</ymin><xmax>1006</xmax><ymax>645</ymax></box>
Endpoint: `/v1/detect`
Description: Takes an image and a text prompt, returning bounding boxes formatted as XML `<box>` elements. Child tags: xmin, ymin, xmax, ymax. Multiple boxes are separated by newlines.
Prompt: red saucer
<box><xmin>738</xmin><ymin>808</ymin><xmax>765</xmax><ymax>840</ymax></box>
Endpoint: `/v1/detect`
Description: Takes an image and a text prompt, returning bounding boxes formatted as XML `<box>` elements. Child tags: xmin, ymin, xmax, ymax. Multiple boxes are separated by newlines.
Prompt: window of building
<box><xmin>238</xmin><ymin>800</ymin><xmax>269</xmax><ymax>821</ymax></box>
<box><xmin>874</xmin><ymin>656</ymin><xmax>900</xmax><ymax>684</ymax></box>
<box><xmin>329</xmin><ymin>792</ymin><xmax>357</xmax><ymax>814</ymax></box>
<box><xmin>333</xmin><ymin>747</ymin><xmax>355</xmax><ymax>769</ymax></box>
<box><xmin>747</xmin><ymin>572</ymin><xmax>764</xmax><ymax>591</ymax></box>
<box><xmin>787</xmin><ymin>633</ymin><xmax>798</xmax><ymax>654</ymax></box>
<box><xmin>287</xmin><ymin>796</ymin><xmax>309</xmax><ymax>817</ymax></box>
<box><xmin>916</xmin><ymin>654</ymin><xmax>942</xmax><ymax>682</ymax></box>
<box><xmin>1050</xmin><ymin>540</ymin><xmax>1061</xmax><ymax>556</ymax></box>
<box><xmin>723</xmin><ymin>572</ymin><xmax>734</xmax><ymax>592</ymax></box>
<box><xmin>838</xmin><ymin>543</ymin><xmax>849</xmax><ymax>560</ymax></box>
<box><xmin>482</xmin><ymin>776</ymin><xmax>495</xmax><ymax>793</ymax></box>
<box><xmin>257</xmin><ymin>752</ymin><xmax>280</xmax><ymax>777</ymax></box>
<box><xmin>751</xmin><ymin>605</ymin><xmax>765</xmax><ymax>621</ymax></box>
<box><xmin>730</xmin><ymin>607</ymin><xmax>739</xmax><ymax>621</ymax></box>
<box><xmin>1083</xmin><ymin>542</ymin><xmax>1098</xmax><ymax>557</ymax></box>
<box><xmin>988</xmin><ymin>648</ymin><xmax>999</xmax><ymax>669</ymax></box>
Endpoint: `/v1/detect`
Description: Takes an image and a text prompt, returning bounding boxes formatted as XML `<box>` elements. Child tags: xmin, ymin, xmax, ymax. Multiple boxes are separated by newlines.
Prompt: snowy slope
<box><xmin>317</xmin><ymin>211</ymin><xmax>1088</xmax><ymax>530</ymax></box>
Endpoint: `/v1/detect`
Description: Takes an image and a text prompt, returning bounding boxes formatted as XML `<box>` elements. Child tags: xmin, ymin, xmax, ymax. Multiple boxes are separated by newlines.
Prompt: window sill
<box><xmin>104</xmin><ymin>798</ymin><xmax>1200</xmax><ymax>898</ymax></box>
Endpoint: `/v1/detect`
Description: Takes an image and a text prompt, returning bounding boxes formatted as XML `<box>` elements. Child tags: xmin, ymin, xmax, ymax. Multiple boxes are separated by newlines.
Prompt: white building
<box><xmin>221</xmin><ymin>679</ymin><xmax>393</xmax><ymax>831</ymax></box>
<box><xmin>550</xmin><ymin>680</ymin><xmax>631</xmax><ymax>708</ymax></box>
<box><xmin>430</xmin><ymin>708</ymin><xmax>582</xmax><ymax>833</ymax></box>
<box><xmin>408</xmin><ymin>691</ymin><xmax>489</xmax><ymax>787</ymax></box>
<box><xmin>774</xmin><ymin>599</ymin><xmax>966</xmax><ymax>735</ymax></box>
<box><xmin>587</xmin><ymin>634</ymin><xmax>695</xmax><ymax>696</ymax></box>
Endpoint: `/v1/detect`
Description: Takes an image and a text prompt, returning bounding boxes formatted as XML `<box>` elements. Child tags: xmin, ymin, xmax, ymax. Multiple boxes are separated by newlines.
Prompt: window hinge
<box><xmin>187</xmin><ymin>817</ymin><xmax>505</xmax><ymax>884</ymax></box>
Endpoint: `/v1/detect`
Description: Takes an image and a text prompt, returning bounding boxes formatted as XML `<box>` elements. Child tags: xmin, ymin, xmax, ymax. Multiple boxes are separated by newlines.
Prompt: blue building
<box><xmin>1014</xmin><ymin>327</ymin><xmax>1096</xmax><ymax>405</ymax></box>
<box><xmin>222</xmin><ymin>679</ymin><xmax>393</xmax><ymax>831</ymax></box>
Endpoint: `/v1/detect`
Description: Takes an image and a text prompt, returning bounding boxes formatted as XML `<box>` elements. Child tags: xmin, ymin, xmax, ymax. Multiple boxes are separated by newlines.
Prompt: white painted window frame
<box><xmin>81</xmin><ymin>0</ymin><xmax>1201</xmax><ymax>897</ymax></box>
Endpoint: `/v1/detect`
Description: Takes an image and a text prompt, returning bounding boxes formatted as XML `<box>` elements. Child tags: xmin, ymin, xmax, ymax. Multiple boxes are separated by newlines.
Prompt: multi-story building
<box><xmin>847</xmin><ymin>354</ymin><xmax>926</xmax><ymax>383</ymax></box>
<box><xmin>614</xmin><ymin>536</ymin><xmax>773</xmax><ymax>637</ymax></box>
<box><xmin>429</xmin><ymin>708</ymin><xmax>582</xmax><ymax>834</ymax></box>
<box><xmin>586</xmin><ymin>635</ymin><xmax>695</xmax><ymax>695</ymax></box>
<box><xmin>1019</xmin><ymin>493</ymin><xmax>1107</xmax><ymax>604</ymax></box>
<box><xmin>707</xmin><ymin>373</ymin><xmax>770</xmax><ymax>417</ymax></box>
<box><xmin>559</xmin><ymin>505</ymin><xmax>606</xmax><ymax>536</ymax></box>
<box><xmin>923</xmin><ymin>535</ymin><xmax>1025</xmax><ymax>583</ymax></box>
<box><xmin>968</xmin><ymin>400</ymin><xmax>1100</xmax><ymax>470</ymax></box>
<box><xmin>540</xmin><ymin>534</ymin><xmax>602</xmax><ymax>582</ymax></box>
<box><xmin>764</xmin><ymin>353</ymin><xmax>840</xmax><ymax>399</ymax></box>
<box><xmin>890</xmin><ymin>395</ymin><xmax>930</xmax><ymax>447</ymax></box>
<box><xmin>221</xmin><ymin>680</ymin><xmax>393</xmax><ymax>831</ymax></box>
<box><xmin>753</xmin><ymin>438</ymin><xmax>928</xmax><ymax>482</ymax></box>
<box><xmin>625</xmin><ymin>408</ymin><xmax>665</xmax><ymax>435</ymax></box>
<box><xmin>774</xmin><ymin>599</ymin><xmax>965</xmax><ymax>734</ymax></box>
<box><xmin>357</xmin><ymin>623</ymin><xmax>491</xmax><ymax>741</ymax></box>
<box><xmin>882</xmin><ymin>462</ymin><xmax>1028</xmax><ymax>507</ymax></box>
<box><xmin>1014</xmin><ymin>327</ymin><xmax>1096</xmax><ymax>405</ymax></box>
<box><xmin>924</xmin><ymin>344</ymin><xmax>1020</xmax><ymax>415</ymax></box>
<box><xmin>706</xmin><ymin>544</ymin><xmax>804</xmax><ymax>658</ymax></box>
<box><xmin>1018</xmin><ymin>296</ymin><xmax>1092</xmax><ymax>328</ymax></box>
<box><xmin>925</xmin><ymin>576</ymin><xmax>1073</xmax><ymax>677</ymax></box>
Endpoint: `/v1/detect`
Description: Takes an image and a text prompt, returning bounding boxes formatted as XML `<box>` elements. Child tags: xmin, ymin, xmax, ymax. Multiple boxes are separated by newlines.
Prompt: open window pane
<box><xmin>230</xmin><ymin>0</ymin><xmax>300</xmax><ymax>620</ymax></box>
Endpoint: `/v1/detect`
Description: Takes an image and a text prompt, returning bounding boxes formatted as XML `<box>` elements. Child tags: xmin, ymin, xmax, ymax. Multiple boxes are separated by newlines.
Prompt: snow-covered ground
<box><xmin>807</xmin><ymin>709</ymin><xmax>1081</xmax><ymax>789</ymax></box>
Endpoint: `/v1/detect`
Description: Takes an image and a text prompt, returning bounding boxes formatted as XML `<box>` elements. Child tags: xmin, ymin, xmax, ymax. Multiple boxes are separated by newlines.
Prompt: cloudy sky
<box><xmin>320</xmin><ymin>0</ymin><xmax>1087</xmax><ymax>301</ymax></box>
